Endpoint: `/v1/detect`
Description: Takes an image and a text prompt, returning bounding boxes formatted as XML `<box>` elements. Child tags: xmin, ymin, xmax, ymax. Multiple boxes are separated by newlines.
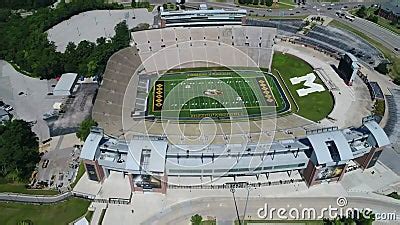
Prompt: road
<box><xmin>186</xmin><ymin>1</ymin><xmax>400</xmax><ymax>53</ymax></box>
<box><xmin>141</xmin><ymin>196</ymin><xmax>400</xmax><ymax>224</ymax></box>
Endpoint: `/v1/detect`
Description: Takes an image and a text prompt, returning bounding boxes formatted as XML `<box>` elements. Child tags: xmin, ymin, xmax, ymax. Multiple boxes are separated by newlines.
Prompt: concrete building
<box><xmin>379</xmin><ymin>1</ymin><xmax>400</xmax><ymax>23</ymax></box>
<box><xmin>160</xmin><ymin>9</ymin><xmax>247</xmax><ymax>27</ymax></box>
<box><xmin>79</xmin><ymin>117</ymin><xmax>390</xmax><ymax>193</ymax></box>
<box><xmin>53</xmin><ymin>73</ymin><xmax>78</xmax><ymax>96</ymax></box>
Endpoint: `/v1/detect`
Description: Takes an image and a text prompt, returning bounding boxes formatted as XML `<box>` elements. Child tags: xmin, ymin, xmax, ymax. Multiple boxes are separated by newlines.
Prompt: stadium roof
<box><xmin>81</xmin><ymin>129</ymin><xmax>103</xmax><ymax>160</ymax></box>
<box><xmin>127</xmin><ymin>139</ymin><xmax>168</xmax><ymax>173</ymax></box>
<box><xmin>307</xmin><ymin>130</ymin><xmax>354</xmax><ymax>164</ymax></box>
<box><xmin>363</xmin><ymin>120</ymin><xmax>391</xmax><ymax>147</ymax></box>
<box><xmin>161</xmin><ymin>9</ymin><xmax>247</xmax><ymax>17</ymax></box>
<box><xmin>166</xmin><ymin>151</ymin><xmax>308</xmax><ymax>175</ymax></box>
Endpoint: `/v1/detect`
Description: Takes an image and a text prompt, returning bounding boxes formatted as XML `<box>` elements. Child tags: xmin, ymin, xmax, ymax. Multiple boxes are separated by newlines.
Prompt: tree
<box><xmin>112</xmin><ymin>21</ymin><xmax>130</xmax><ymax>49</ymax></box>
<box><xmin>0</xmin><ymin>0</ymin><xmax>56</xmax><ymax>10</ymax></box>
<box><xmin>265</xmin><ymin>0</ymin><xmax>273</xmax><ymax>7</ymax></box>
<box><xmin>367</xmin><ymin>15</ymin><xmax>378</xmax><ymax>23</ymax></box>
<box><xmin>76</xmin><ymin>118</ymin><xmax>98</xmax><ymax>141</ymax></box>
<box><xmin>0</xmin><ymin>9</ymin><xmax>11</xmax><ymax>22</ymax></box>
<box><xmin>260</xmin><ymin>0</ymin><xmax>265</xmax><ymax>5</ymax></box>
<box><xmin>356</xmin><ymin>5</ymin><xmax>367</xmax><ymax>18</ymax></box>
<box><xmin>190</xmin><ymin>214</ymin><xmax>202</xmax><ymax>225</ymax></box>
<box><xmin>253</xmin><ymin>0</ymin><xmax>259</xmax><ymax>5</ymax></box>
<box><xmin>375</xmin><ymin>61</ymin><xmax>390</xmax><ymax>75</ymax></box>
<box><xmin>0</xmin><ymin>120</ymin><xmax>40</xmax><ymax>181</ymax></box>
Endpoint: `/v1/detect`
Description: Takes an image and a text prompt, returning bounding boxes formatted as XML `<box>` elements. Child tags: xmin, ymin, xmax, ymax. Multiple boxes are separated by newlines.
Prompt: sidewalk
<box><xmin>90</xmin><ymin>202</ymin><xmax>108</xmax><ymax>225</ymax></box>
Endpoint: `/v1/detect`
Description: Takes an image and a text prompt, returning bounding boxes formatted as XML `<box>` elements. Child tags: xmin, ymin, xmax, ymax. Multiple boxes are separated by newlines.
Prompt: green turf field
<box><xmin>271</xmin><ymin>52</ymin><xmax>334</xmax><ymax>122</ymax></box>
<box><xmin>147</xmin><ymin>70</ymin><xmax>289</xmax><ymax>120</ymax></box>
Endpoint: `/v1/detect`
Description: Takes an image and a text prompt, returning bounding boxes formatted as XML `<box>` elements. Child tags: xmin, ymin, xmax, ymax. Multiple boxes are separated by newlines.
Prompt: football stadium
<box><xmin>78</xmin><ymin>10</ymin><xmax>390</xmax><ymax>195</ymax></box>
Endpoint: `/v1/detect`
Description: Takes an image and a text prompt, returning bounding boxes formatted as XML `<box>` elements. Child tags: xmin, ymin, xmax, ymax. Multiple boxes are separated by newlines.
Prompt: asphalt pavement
<box><xmin>186</xmin><ymin>1</ymin><xmax>399</xmax><ymax>53</ymax></box>
<box><xmin>141</xmin><ymin>196</ymin><xmax>400</xmax><ymax>224</ymax></box>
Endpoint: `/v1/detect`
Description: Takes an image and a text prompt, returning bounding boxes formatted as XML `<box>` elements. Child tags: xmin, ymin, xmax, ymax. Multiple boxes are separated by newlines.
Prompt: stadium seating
<box><xmin>131</xmin><ymin>26</ymin><xmax>277</xmax><ymax>73</ymax></box>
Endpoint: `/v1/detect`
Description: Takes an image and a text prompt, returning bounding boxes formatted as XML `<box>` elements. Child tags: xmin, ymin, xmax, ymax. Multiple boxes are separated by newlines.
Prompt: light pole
<box><xmin>230</xmin><ymin>188</ymin><xmax>242</xmax><ymax>225</ymax></box>
<box><xmin>241</xmin><ymin>186</ymin><xmax>251</xmax><ymax>225</ymax></box>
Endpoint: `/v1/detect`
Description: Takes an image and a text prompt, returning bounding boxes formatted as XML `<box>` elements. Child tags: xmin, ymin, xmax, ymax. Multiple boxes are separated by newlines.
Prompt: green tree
<box><xmin>0</xmin><ymin>0</ymin><xmax>124</xmax><ymax>79</ymax></box>
<box><xmin>356</xmin><ymin>5</ymin><xmax>367</xmax><ymax>18</ymax></box>
<box><xmin>76</xmin><ymin>118</ymin><xmax>98</xmax><ymax>141</ymax></box>
<box><xmin>375</xmin><ymin>62</ymin><xmax>390</xmax><ymax>75</ymax></box>
<box><xmin>367</xmin><ymin>15</ymin><xmax>378</xmax><ymax>23</ymax></box>
<box><xmin>253</xmin><ymin>0</ymin><xmax>259</xmax><ymax>5</ymax></box>
<box><xmin>190</xmin><ymin>214</ymin><xmax>202</xmax><ymax>225</ymax></box>
<box><xmin>0</xmin><ymin>9</ymin><xmax>11</xmax><ymax>22</ymax></box>
<box><xmin>265</xmin><ymin>0</ymin><xmax>273</xmax><ymax>7</ymax></box>
<box><xmin>112</xmin><ymin>21</ymin><xmax>130</xmax><ymax>50</ymax></box>
<box><xmin>0</xmin><ymin>0</ymin><xmax>56</xmax><ymax>10</ymax></box>
<box><xmin>0</xmin><ymin>120</ymin><xmax>40</xmax><ymax>181</ymax></box>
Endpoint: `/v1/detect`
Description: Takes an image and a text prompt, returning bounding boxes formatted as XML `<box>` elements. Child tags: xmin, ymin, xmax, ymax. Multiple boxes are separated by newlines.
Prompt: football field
<box><xmin>147</xmin><ymin>70</ymin><xmax>289</xmax><ymax>120</ymax></box>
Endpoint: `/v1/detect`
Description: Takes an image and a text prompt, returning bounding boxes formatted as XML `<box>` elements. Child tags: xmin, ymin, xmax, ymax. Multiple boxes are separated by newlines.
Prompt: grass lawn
<box><xmin>70</xmin><ymin>162</ymin><xmax>85</xmax><ymax>189</ymax></box>
<box><xmin>85</xmin><ymin>210</ymin><xmax>94</xmax><ymax>222</ymax></box>
<box><xmin>375</xmin><ymin>17</ymin><xmax>400</xmax><ymax>35</ymax></box>
<box><xmin>0</xmin><ymin>198</ymin><xmax>91</xmax><ymax>225</ymax></box>
<box><xmin>271</xmin><ymin>52</ymin><xmax>334</xmax><ymax>122</ymax></box>
<box><xmin>98</xmin><ymin>208</ymin><xmax>107</xmax><ymax>225</ymax></box>
<box><xmin>0</xmin><ymin>183</ymin><xmax>58</xmax><ymax>196</ymax></box>
<box><xmin>329</xmin><ymin>20</ymin><xmax>400</xmax><ymax>79</ymax></box>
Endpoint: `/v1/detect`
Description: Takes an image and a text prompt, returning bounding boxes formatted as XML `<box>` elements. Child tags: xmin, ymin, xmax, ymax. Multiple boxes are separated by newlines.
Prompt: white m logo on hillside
<box><xmin>290</xmin><ymin>73</ymin><xmax>325</xmax><ymax>97</ymax></box>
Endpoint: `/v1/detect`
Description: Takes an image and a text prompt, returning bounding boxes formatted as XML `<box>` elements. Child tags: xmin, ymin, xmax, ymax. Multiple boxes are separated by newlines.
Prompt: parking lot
<box><xmin>47</xmin><ymin>83</ymin><xmax>98</xmax><ymax>137</ymax></box>
<box><xmin>47</xmin><ymin>9</ymin><xmax>154</xmax><ymax>52</ymax></box>
<box><xmin>36</xmin><ymin>134</ymin><xmax>82</xmax><ymax>191</ymax></box>
<box><xmin>0</xmin><ymin>60</ymin><xmax>64</xmax><ymax>141</ymax></box>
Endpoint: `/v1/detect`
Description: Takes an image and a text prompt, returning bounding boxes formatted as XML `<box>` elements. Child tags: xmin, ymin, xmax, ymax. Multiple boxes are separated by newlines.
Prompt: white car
<box><xmin>289</xmin><ymin>8</ymin><xmax>293</xmax><ymax>11</ymax></box>
<box><xmin>4</xmin><ymin>105</ymin><xmax>13</xmax><ymax>112</ymax></box>
<box><xmin>321</xmin><ymin>4</ymin><xmax>325</xmax><ymax>7</ymax></box>
<box><xmin>330</xmin><ymin>3</ymin><xmax>335</xmax><ymax>6</ymax></box>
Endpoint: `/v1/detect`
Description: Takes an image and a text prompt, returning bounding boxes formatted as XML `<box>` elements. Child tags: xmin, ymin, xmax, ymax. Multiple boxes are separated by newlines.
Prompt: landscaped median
<box><xmin>0</xmin><ymin>182</ymin><xmax>58</xmax><ymax>196</ymax></box>
<box><xmin>236</xmin><ymin>0</ymin><xmax>296</xmax><ymax>10</ymax></box>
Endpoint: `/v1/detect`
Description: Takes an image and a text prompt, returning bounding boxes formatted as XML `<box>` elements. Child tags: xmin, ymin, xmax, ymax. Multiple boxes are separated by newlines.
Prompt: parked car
<box><xmin>3</xmin><ymin>105</ymin><xmax>13</xmax><ymax>112</ymax></box>
<box><xmin>42</xmin><ymin>159</ymin><xmax>49</xmax><ymax>168</ymax></box>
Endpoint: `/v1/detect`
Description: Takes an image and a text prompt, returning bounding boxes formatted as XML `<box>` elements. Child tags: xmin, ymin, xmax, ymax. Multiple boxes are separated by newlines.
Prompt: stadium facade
<box><xmin>160</xmin><ymin>9</ymin><xmax>247</xmax><ymax>27</ymax></box>
<box><xmin>80</xmin><ymin>117</ymin><xmax>390</xmax><ymax>193</ymax></box>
